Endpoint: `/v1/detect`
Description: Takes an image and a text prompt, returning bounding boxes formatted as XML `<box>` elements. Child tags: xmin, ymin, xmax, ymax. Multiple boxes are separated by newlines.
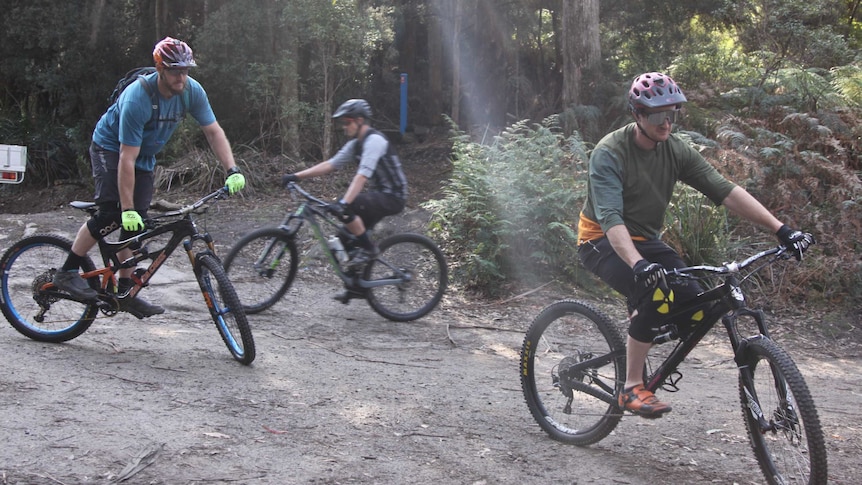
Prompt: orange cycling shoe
<box><xmin>618</xmin><ymin>384</ymin><xmax>672</xmax><ymax>418</ymax></box>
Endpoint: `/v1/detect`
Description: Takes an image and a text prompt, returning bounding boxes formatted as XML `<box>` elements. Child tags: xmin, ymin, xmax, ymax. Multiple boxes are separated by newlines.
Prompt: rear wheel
<box><xmin>363</xmin><ymin>233</ymin><xmax>447</xmax><ymax>322</ymax></box>
<box><xmin>195</xmin><ymin>253</ymin><xmax>255</xmax><ymax>365</ymax></box>
<box><xmin>520</xmin><ymin>300</ymin><xmax>625</xmax><ymax>445</ymax></box>
<box><xmin>0</xmin><ymin>235</ymin><xmax>99</xmax><ymax>342</ymax></box>
<box><xmin>738</xmin><ymin>336</ymin><xmax>827</xmax><ymax>484</ymax></box>
<box><xmin>223</xmin><ymin>227</ymin><xmax>298</xmax><ymax>314</ymax></box>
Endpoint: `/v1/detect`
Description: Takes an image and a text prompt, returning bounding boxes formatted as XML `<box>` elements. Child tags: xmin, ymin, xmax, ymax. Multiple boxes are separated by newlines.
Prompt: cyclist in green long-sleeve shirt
<box><xmin>578</xmin><ymin>72</ymin><xmax>813</xmax><ymax>418</ymax></box>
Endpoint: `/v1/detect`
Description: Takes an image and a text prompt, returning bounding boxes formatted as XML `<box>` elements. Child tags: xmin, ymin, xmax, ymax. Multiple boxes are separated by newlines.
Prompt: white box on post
<box><xmin>0</xmin><ymin>144</ymin><xmax>27</xmax><ymax>184</ymax></box>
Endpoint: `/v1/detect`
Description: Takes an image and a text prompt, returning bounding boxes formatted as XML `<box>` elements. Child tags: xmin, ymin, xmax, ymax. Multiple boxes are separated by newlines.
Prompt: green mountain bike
<box><xmin>223</xmin><ymin>182</ymin><xmax>447</xmax><ymax>322</ymax></box>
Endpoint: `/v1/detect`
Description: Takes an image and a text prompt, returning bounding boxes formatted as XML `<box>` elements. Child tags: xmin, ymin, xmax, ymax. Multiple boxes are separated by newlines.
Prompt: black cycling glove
<box><xmin>281</xmin><ymin>173</ymin><xmax>299</xmax><ymax>188</ymax></box>
<box><xmin>776</xmin><ymin>225</ymin><xmax>815</xmax><ymax>261</ymax></box>
<box><xmin>633</xmin><ymin>259</ymin><xmax>665</xmax><ymax>288</ymax></box>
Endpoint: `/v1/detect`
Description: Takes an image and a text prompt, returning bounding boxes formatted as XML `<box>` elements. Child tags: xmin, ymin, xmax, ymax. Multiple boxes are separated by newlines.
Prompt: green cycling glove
<box><xmin>225</xmin><ymin>171</ymin><xmax>246</xmax><ymax>195</ymax></box>
<box><xmin>122</xmin><ymin>210</ymin><xmax>144</xmax><ymax>232</ymax></box>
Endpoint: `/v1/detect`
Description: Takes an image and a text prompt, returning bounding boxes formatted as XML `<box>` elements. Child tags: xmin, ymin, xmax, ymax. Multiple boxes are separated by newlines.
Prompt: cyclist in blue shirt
<box><xmin>53</xmin><ymin>37</ymin><xmax>245</xmax><ymax>318</ymax></box>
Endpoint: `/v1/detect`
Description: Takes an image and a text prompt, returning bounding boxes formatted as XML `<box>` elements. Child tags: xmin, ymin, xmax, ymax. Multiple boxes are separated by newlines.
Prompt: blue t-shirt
<box><xmin>92</xmin><ymin>72</ymin><xmax>216</xmax><ymax>171</ymax></box>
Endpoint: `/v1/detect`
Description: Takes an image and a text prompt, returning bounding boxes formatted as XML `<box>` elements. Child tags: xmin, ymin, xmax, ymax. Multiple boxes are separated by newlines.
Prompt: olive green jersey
<box><xmin>582</xmin><ymin>123</ymin><xmax>735</xmax><ymax>240</ymax></box>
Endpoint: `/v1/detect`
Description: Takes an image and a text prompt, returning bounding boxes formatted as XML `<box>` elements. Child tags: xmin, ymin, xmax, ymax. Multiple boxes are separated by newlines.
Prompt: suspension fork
<box><xmin>183</xmin><ymin>233</ymin><xmax>215</xmax><ymax>266</ymax></box>
<box><xmin>735</xmin><ymin>335</ymin><xmax>788</xmax><ymax>434</ymax></box>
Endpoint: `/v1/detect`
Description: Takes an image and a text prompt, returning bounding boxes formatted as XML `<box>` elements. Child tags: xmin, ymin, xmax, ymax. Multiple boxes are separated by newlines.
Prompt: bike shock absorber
<box><xmin>652</xmin><ymin>324</ymin><xmax>679</xmax><ymax>344</ymax></box>
<box><xmin>131</xmin><ymin>267</ymin><xmax>148</xmax><ymax>288</ymax></box>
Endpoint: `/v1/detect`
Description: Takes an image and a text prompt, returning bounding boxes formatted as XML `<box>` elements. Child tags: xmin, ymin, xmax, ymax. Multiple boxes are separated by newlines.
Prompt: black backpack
<box><xmin>107</xmin><ymin>67</ymin><xmax>188</xmax><ymax>126</ymax></box>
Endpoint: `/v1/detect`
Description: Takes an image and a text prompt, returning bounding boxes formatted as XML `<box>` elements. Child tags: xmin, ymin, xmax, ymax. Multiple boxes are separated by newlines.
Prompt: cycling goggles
<box><xmin>640</xmin><ymin>109</ymin><xmax>681</xmax><ymax>126</ymax></box>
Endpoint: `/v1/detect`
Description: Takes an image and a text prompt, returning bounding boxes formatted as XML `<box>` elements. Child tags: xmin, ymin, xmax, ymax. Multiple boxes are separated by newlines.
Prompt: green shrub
<box><xmin>423</xmin><ymin>116</ymin><xmax>589</xmax><ymax>296</ymax></box>
<box><xmin>663</xmin><ymin>184</ymin><xmax>730</xmax><ymax>266</ymax></box>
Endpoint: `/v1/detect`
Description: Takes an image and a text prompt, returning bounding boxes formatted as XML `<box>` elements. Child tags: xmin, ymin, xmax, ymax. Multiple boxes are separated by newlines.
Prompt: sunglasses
<box><xmin>340</xmin><ymin>118</ymin><xmax>356</xmax><ymax>127</ymax></box>
<box><xmin>641</xmin><ymin>109</ymin><xmax>681</xmax><ymax>126</ymax></box>
<box><xmin>164</xmin><ymin>68</ymin><xmax>189</xmax><ymax>77</ymax></box>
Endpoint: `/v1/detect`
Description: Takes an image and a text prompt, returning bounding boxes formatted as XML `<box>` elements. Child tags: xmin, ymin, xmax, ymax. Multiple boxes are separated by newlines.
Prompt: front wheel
<box><xmin>222</xmin><ymin>227</ymin><xmax>298</xmax><ymax>314</ymax></box>
<box><xmin>195</xmin><ymin>253</ymin><xmax>255</xmax><ymax>365</ymax></box>
<box><xmin>520</xmin><ymin>300</ymin><xmax>625</xmax><ymax>446</ymax></box>
<box><xmin>738</xmin><ymin>336</ymin><xmax>827</xmax><ymax>484</ymax></box>
<box><xmin>0</xmin><ymin>235</ymin><xmax>99</xmax><ymax>342</ymax></box>
<box><xmin>363</xmin><ymin>233</ymin><xmax>447</xmax><ymax>322</ymax></box>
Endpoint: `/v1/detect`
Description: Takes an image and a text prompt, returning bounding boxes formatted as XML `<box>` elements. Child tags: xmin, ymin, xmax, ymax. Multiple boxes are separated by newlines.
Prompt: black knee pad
<box><xmin>86</xmin><ymin>204</ymin><xmax>122</xmax><ymax>240</ymax></box>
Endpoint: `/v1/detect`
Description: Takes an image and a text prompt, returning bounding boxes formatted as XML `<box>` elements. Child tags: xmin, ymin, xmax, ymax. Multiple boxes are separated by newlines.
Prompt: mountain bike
<box><xmin>0</xmin><ymin>187</ymin><xmax>255</xmax><ymax>365</ymax></box>
<box><xmin>223</xmin><ymin>182</ymin><xmax>447</xmax><ymax>322</ymax></box>
<box><xmin>520</xmin><ymin>243</ymin><xmax>826</xmax><ymax>484</ymax></box>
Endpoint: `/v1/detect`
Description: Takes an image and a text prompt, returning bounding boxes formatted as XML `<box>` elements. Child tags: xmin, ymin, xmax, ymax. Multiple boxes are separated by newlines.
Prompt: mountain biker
<box><xmin>52</xmin><ymin>37</ymin><xmax>245</xmax><ymax>318</ymax></box>
<box><xmin>281</xmin><ymin>99</ymin><xmax>408</xmax><ymax>301</ymax></box>
<box><xmin>577</xmin><ymin>72</ymin><xmax>813</xmax><ymax>418</ymax></box>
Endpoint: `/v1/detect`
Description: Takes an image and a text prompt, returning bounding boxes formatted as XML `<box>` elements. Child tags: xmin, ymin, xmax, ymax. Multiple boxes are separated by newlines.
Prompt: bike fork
<box><xmin>741</xmin><ymin>381</ymin><xmax>774</xmax><ymax>433</ymax></box>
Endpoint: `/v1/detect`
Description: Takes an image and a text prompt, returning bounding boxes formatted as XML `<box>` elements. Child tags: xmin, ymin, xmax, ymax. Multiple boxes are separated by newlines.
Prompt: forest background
<box><xmin>0</xmin><ymin>0</ymin><xmax>860</xmax><ymax>319</ymax></box>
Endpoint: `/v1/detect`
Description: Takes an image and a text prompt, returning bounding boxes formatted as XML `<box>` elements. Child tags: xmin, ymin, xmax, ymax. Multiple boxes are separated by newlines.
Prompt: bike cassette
<box><xmin>556</xmin><ymin>352</ymin><xmax>594</xmax><ymax>396</ymax></box>
<box><xmin>32</xmin><ymin>270</ymin><xmax>60</xmax><ymax>307</ymax></box>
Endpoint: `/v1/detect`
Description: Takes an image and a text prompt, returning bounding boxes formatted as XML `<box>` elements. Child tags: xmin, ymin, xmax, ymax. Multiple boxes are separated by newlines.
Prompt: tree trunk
<box><xmin>450</xmin><ymin>0</ymin><xmax>462</xmax><ymax>126</ymax></box>
<box><xmin>273</xmin><ymin>0</ymin><xmax>299</xmax><ymax>160</ymax></box>
<box><xmin>561</xmin><ymin>0</ymin><xmax>600</xmax><ymax>107</ymax></box>
<box><xmin>427</xmin><ymin>3</ymin><xmax>444</xmax><ymax>125</ymax></box>
<box><xmin>398</xmin><ymin>1</ymin><xmax>418</xmax><ymax>87</ymax></box>
<box><xmin>87</xmin><ymin>0</ymin><xmax>106</xmax><ymax>49</ymax></box>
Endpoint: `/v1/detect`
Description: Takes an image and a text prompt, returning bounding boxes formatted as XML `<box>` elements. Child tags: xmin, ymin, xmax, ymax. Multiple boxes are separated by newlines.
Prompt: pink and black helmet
<box><xmin>628</xmin><ymin>72</ymin><xmax>686</xmax><ymax>112</ymax></box>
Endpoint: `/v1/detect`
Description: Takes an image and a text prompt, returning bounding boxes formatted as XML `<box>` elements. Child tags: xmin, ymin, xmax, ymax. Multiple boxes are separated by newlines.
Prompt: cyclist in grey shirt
<box><xmin>282</xmin><ymin>99</ymin><xmax>407</xmax><ymax>300</ymax></box>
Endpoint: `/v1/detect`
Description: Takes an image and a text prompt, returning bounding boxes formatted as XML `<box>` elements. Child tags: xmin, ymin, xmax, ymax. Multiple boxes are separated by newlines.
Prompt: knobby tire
<box><xmin>0</xmin><ymin>234</ymin><xmax>99</xmax><ymax>342</ymax></box>
<box><xmin>520</xmin><ymin>300</ymin><xmax>626</xmax><ymax>446</ymax></box>
<box><xmin>222</xmin><ymin>227</ymin><xmax>298</xmax><ymax>314</ymax></box>
<box><xmin>363</xmin><ymin>233</ymin><xmax>447</xmax><ymax>322</ymax></box>
<box><xmin>738</xmin><ymin>336</ymin><xmax>827</xmax><ymax>485</ymax></box>
<box><xmin>195</xmin><ymin>253</ymin><xmax>256</xmax><ymax>365</ymax></box>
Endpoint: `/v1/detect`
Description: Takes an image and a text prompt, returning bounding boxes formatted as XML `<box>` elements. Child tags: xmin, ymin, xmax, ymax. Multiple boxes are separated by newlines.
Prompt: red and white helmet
<box><xmin>153</xmin><ymin>37</ymin><xmax>197</xmax><ymax>69</ymax></box>
<box><xmin>628</xmin><ymin>72</ymin><xmax>686</xmax><ymax>112</ymax></box>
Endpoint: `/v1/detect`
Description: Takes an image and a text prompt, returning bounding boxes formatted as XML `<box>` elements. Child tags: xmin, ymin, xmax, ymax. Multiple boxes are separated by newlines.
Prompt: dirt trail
<box><xmin>0</xmin><ymin>202</ymin><xmax>860</xmax><ymax>484</ymax></box>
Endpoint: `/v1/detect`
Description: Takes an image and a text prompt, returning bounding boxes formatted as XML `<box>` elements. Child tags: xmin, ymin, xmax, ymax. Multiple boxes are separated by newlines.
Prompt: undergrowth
<box><xmin>426</xmin><ymin>104</ymin><xmax>861</xmax><ymax>312</ymax></box>
<box><xmin>423</xmin><ymin>116</ymin><xmax>589</xmax><ymax>297</ymax></box>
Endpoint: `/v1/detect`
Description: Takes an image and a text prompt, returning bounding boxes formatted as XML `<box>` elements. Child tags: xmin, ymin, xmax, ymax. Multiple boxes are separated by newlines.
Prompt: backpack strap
<box><xmin>135</xmin><ymin>75</ymin><xmax>189</xmax><ymax>125</ymax></box>
<box><xmin>137</xmin><ymin>76</ymin><xmax>160</xmax><ymax>126</ymax></box>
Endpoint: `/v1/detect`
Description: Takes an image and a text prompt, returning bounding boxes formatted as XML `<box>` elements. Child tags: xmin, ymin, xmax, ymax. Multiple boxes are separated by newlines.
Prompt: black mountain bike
<box><xmin>520</xmin><ymin>243</ymin><xmax>826</xmax><ymax>484</ymax></box>
<box><xmin>223</xmin><ymin>182</ymin><xmax>447</xmax><ymax>322</ymax></box>
<box><xmin>0</xmin><ymin>187</ymin><xmax>255</xmax><ymax>365</ymax></box>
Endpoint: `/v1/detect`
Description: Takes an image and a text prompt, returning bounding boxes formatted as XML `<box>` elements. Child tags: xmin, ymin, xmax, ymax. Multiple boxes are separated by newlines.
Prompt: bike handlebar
<box><xmin>150</xmin><ymin>186</ymin><xmax>230</xmax><ymax>220</ymax></box>
<box><xmin>666</xmin><ymin>244</ymin><xmax>793</xmax><ymax>280</ymax></box>
<box><xmin>284</xmin><ymin>182</ymin><xmax>338</xmax><ymax>213</ymax></box>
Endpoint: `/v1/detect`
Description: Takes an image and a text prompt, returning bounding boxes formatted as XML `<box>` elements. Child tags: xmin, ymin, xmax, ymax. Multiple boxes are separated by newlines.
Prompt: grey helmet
<box><xmin>332</xmin><ymin>99</ymin><xmax>372</xmax><ymax>119</ymax></box>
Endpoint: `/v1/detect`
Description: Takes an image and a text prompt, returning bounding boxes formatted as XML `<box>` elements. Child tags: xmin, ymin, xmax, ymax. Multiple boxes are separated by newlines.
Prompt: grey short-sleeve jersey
<box><xmin>328</xmin><ymin>129</ymin><xmax>408</xmax><ymax>201</ymax></box>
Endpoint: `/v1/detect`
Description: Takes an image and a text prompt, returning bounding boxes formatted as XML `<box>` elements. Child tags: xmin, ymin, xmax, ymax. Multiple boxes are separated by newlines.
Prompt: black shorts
<box><xmin>347</xmin><ymin>192</ymin><xmax>405</xmax><ymax>230</ymax></box>
<box><xmin>87</xmin><ymin>142</ymin><xmax>154</xmax><ymax>240</ymax></box>
<box><xmin>90</xmin><ymin>142</ymin><xmax>155</xmax><ymax>209</ymax></box>
<box><xmin>578</xmin><ymin>237</ymin><xmax>704</xmax><ymax>342</ymax></box>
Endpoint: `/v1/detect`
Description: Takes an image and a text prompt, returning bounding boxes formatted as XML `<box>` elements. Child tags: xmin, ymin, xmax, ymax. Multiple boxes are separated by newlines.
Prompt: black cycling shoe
<box><xmin>52</xmin><ymin>270</ymin><xmax>98</xmax><ymax>301</ymax></box>
<box><xmin>332</xmin><ymin>288</ymin><xmax>365</xmax><ymax>305</ymax></box>
<box><xmin>345</xmin><ymin>246</ymin><xmax>379</xmax><ymax>271</ymax></box>
<box><xmin>118</xmin><ymin>295</ymin><xmax>165</xmax><ymax>319</ymax></box>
